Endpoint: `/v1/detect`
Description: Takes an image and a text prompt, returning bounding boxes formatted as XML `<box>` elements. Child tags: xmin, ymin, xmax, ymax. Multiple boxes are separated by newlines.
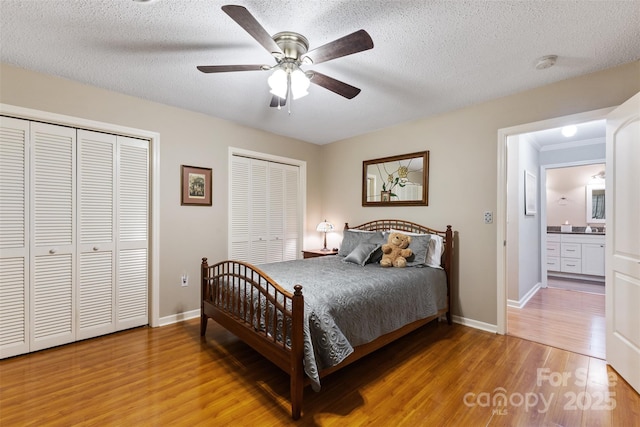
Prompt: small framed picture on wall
<box><xmin>524</xmin><ymin>170</ymin><xmax>537</xmax><ymax>216</ymax></box>
<box><xmin>181</xmin><ymin>165</ymin><xmax>212</xmax><ymax>206</ymax></box>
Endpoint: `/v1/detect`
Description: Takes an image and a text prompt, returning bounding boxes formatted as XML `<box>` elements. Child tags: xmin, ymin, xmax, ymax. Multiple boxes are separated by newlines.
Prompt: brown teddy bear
<box><xmin>380</xmin><ymin>232</ymin><xmax>413</xmax><ymax>268</ymax></box>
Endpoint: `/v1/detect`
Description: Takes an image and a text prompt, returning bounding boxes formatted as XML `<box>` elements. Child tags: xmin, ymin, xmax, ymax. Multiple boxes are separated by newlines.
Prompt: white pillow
<box><xmin>388</xmin><ymin>229</ymin><xmax>444</xmax><ymax>269</ymax></box>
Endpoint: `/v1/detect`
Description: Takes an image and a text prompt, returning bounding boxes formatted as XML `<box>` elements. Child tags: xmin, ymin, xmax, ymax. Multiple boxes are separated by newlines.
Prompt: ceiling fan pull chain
<box><xmin>287</xmin><ymin>73</ymin><xmax>292</xmax><ymax>115</ymax></box>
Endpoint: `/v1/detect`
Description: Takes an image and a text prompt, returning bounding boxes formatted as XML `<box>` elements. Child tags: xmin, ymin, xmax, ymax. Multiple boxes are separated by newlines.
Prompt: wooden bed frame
<box><xmin>200</xmin><ymin>219</ymin><xmax>453</xmax><ymax>419</ymax></box>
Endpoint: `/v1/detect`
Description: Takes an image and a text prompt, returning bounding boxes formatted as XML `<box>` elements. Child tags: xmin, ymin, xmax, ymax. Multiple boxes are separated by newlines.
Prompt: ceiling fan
<box><xmin>197</xmin><ymin>5</ymin><xmax>374</xmax><ymax>110</ymax></box>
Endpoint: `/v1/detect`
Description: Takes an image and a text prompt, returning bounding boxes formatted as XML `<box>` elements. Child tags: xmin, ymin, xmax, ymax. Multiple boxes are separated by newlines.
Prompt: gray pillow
<box><xmin>404</xmin><ymin>234</ymin><xmax>431</xmax><ymax>266</ymax></box>
<box><xmin>343</xmin><ymin>242</ymin><xmax>382</xmax><ymax>266</ymax></box>
<box><xmin>338</xmin><ymin>230</ymin><xmax>383</xmax><ymax>256</ymax></box>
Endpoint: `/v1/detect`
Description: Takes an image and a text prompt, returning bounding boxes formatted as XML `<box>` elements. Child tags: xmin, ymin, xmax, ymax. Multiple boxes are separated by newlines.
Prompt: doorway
<box><xmin>496</xmin><ymin>108</ymin><xmax>613</xmax><ymax>357</ymax></box>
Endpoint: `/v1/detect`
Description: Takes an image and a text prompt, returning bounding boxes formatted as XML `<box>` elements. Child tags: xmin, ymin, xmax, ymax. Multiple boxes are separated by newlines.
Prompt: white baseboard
<box><xmin>158</xmin><ymin>309</ymin><xmax>201</xmax><ymax>327</ymax></box>
<box><xmin>507</xmin><ymin>282</ymin><xmax>541</xmax><ymax>309</ymax></box>
<box><xmin>451</xmin><ymin>315</ymin><xmax>498</xmax><ymax>334</ymax></box>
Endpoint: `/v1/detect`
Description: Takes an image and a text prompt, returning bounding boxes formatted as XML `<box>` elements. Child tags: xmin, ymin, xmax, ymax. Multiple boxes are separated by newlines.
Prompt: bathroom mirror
<box><xmin>362</xmin><ymin>151</ymin><xmax>429</xmax><ymax>206</ymax></box>
<box><xmin>586</xmin><ymin>183</ymin><xmax>605</xmax><ymax>223</ymax></box>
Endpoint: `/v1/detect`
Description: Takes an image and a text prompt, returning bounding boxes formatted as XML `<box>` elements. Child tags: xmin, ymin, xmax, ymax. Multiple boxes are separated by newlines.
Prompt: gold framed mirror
<box><xmin>362</xmin><ymin>151</ymin><xmax>429</xmax><ymax>206</ymax></box>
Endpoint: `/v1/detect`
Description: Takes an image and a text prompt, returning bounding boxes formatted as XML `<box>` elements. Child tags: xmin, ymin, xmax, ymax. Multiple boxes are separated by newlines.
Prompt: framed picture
<box><xmin>181</xmin><ymin>165</ymin><xmax>212</xmax><ymax>206</ymax></box>
<box><xmin>524</xmin><ymin>170</ymin><xmax>537</xmax><ymax>216</ymax></box>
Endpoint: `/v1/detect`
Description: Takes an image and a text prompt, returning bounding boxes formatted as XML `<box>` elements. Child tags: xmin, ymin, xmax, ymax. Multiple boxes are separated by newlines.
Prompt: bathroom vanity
<box><xmin>546</xmin><ymin>230</ymin><xmax>605</xmax><ymax>280</ymax></box>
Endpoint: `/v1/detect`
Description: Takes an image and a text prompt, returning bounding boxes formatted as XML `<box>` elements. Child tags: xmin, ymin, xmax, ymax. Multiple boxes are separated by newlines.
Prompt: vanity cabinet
<box><xmin>546</xmin><ymin>233</ymin><xmax>605</xmax><ymax>278</ymax></box>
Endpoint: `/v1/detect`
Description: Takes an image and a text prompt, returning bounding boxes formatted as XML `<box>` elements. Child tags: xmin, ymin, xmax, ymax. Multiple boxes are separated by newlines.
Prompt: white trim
<box><xmin>507</xmin><ymin>282</ymin><xmax>541</xmax><ymax>309</ymax></box>
<box><xmin>496</xmin><ymin>106</ymin><xmax>614</xmax><ymax>335</ymax></box>
<box><xmin>227</xmin><ymin>147</ymin><xmax>307</xmax><ymax>260</ymax></box>
<box><xmin>158</xmin><ymin>309</ymin><xmax>201</xmax><ymax>327</ymax></box>
<box><xmin>451</xmin><ymin>315</ymin><xmax>498</xmax><ymax>334</ymax></box>
<box><xmin>0</xmin><ymin>103</ymin><xmax>161</xmax><ymax>328</ymax></box>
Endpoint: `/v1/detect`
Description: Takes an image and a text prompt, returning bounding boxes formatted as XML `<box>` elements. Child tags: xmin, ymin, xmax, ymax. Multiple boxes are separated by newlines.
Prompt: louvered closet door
<box><xmin>283</xmin><ymin>164</ymin><xmax>300</xmax><ymax>261</ymax></box>
<box><xmin>77</xmin><ymin>130</ymin><xmax>116</xmax><ymax>339</ymax></box>
<box><xmin>267</xmin><ymin>163</ymin><xmax>284</xmax><ymax>263</ymax></box>
<box><xmin>249</xmin><ymin>159</ymin><xmax>269</xmax><ymax>264</ymax></box>
<box><xmin>116</xmin><ymin>136</ymin><xmax>149</xmax><ymax>330</ymax></box>
<box><xmin>30</xmin><ymin>122</ymin><xmax>76</xmax><ymax>351</ymax></box>
<box><xmin>230</xmin><ymin>155</ymin><xmax>301</xmax><ymax>264</ymax></box>
<box><xmin>0</xmin><ymin>117</ymin><xmax>30</xmax><ymax>358</ymax></box>
<box><xmin>230</xmin><ymin>156</ymin><xmax>250</xmax><ymax>260</ymax></box>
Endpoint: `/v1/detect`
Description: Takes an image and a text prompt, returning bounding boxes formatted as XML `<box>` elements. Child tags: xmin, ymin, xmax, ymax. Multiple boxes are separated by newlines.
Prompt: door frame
<box><xmin>496</xmin><ymin>106</ymin><xmax>614</xmax><ymax>334</ymax></box>
<box><xmin>0</xmin><ymin>103</ymin><xmax>162</xmax><ymax>327</ymax></box>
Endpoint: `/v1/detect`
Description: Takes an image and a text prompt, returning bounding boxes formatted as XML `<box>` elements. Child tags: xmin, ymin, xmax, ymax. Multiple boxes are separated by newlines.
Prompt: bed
<box><xmin>200</xmin><ymin>219</ymin><xmax>453</xmax><ymax>419</ymax></box>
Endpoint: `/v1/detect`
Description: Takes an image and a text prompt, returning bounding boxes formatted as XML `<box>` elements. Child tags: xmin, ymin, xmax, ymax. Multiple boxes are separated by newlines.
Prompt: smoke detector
<box><xmin>535</xmin><ymin>55</ymin><xmax>558</xmax><ymax>70</ymax></box>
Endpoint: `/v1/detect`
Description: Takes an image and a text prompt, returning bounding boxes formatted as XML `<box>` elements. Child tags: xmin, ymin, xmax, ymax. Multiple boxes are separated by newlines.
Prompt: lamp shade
<box><xmin>316</xmin><ymin>220</ymin><xmax>334</xmax><ymax>233</ymax></box>
<box><xmin>290</xmin><ymin>69</ymin><xmax>310</xmax><ymax>100</ymax></box>
<box><xmin>268</xmin><ymin>68</ymin><xmax>288</xmax><ymax>99</ymax></box>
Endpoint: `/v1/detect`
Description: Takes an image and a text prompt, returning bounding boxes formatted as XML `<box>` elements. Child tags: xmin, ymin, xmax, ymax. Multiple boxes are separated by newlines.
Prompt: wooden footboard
<box><xmin>200</xmin><ymin>259</ymin><xmax>305</xmax><ymax>419</ymax></box>
<box><xmin>201</xmin><ymin>220</ymin><xmax>453</xmax><ymax>420</ymax></box>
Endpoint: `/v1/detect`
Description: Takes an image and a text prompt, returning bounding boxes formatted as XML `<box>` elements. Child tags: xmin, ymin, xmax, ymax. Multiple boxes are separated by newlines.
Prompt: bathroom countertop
<box><xmin>547</xmin><ymin>231</ymin><xmax>605</xmax><ymax>235</ymax></box>
<box><xmin>547</xmin><ymin>226</ymin><xmax>605</xmax><ymax>235</ymax></box>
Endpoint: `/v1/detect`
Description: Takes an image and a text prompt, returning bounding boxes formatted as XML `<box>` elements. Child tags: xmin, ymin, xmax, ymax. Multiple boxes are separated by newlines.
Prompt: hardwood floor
<box><xmin>508</xmin><ymin>286</ymin><xmax>605</xmax><ymax>359</ymax></box>
<box><xmin>547</xmin><ymin>276</ymin><xmax>605</xmax><ymax>295</ymax></box>
<box><xmin>1</xmin><ymin>318</ymin><xmax>638</xmax><ymax>426</ymax></box>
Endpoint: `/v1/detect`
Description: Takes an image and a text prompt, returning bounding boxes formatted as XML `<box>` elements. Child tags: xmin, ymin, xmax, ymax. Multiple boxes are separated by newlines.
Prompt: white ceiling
<box><xmin>1</xmin><ymin>0</ymin><xmax>639</xmax><ymax>145</ymax></box>
<box><xmin>528</xmin><ymin>119</ymin><xmax>606</xmax><ymax>149</ymax></box>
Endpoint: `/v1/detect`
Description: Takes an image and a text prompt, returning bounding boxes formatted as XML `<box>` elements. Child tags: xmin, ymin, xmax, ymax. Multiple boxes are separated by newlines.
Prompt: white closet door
<box><xmin>230</xmin><ymin>155</ymin><xmax>301</xmax><ymax>264</ymax></box>
<box><xmin>116</xmin><ymin>136</ymin><xmax>148</xmax><ymax>330</ymax></box>
<box><xmin>230</xmin><ymin>156</ymin><xmax>250</xmax><ymax>260</ymax></box>
<box><xmin>267</xmin><ymin>163</ymin><xmax>284</xmax><ymax>263</ymax></box>
<box><xmin>0</xmin><ymin>117</ymin><xmax>30</xmax><ymax>358</ymax></box>
<box><xmin>283</xmin><ymin>164</ymin><xmax>300</xmax><ymax>261</ymax></box>
<box><xmin>77</xmin><ymin>130</ymin><xmax>116</xmax><ymax>339</ymax></box>
<box><xmin>249</xmin><ymin>159</ymin><xmax>268</xmax><ymax>264</ymax></box>
<box><xmin>30</xmin><ymin>122</ymin><xmax>76</xmax><ymax>351</ymax></box>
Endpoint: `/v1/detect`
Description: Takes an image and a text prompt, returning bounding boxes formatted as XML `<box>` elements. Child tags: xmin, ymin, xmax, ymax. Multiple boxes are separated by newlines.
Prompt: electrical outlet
<box><xmin>181</xmin><ymin>274</ymin><xmax>188</xmax><ymax>287</ymax></box>
<box><xmin>484</xmin><ymin>211</ymin><xmax>493</xmax><ymax>224</ymax></box>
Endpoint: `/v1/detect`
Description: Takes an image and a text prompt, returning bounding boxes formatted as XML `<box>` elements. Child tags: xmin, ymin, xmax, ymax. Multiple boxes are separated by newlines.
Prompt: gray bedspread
<box><xmin>256</xmin><ymin>255</ymin><xmax>447</xmax><ymax>391</ymax></box>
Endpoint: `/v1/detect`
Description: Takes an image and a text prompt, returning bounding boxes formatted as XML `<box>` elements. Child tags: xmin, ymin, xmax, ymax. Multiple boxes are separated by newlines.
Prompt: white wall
<box><xmin>518</xmin><ymin>135</ymin><xmax>541</xmax><ymax>301</ymax></box>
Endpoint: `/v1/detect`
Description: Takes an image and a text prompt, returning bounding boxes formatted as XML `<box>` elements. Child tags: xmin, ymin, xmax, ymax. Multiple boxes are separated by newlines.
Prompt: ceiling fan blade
<box><xmin>221</xmin><ymin>5</ymin><xmax>283</xmax><ymax>56</ymax></box>
<box><xmin>303</xmin><ymin>29</ymin><xmax>373</xmax><ymax>65</ymax></box>
<box><xmin>309</xmin><ymin>71</ymin><xmax>361</xmax><ymax>99</ymax></box>
<box><xmin>197</xmin><ymin>65</ymin><xmax>267</xmax><ymax>73</ymax></box>
<box><xmin>270</xmin><ymin>95</ymin><xmax>286</xmax><ymax>108</ymax></box>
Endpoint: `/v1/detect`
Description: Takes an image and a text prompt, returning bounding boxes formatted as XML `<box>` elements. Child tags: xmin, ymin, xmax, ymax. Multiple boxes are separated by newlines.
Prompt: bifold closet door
<box><xmin>30</xmin><ymin>122</ymin><xmax>76</xmax><ymax>352</ymax></box>
<box><xmin>229</xmin><ymin>155</ymin><xmax>300</xmax><ymax>265</ymax></box>
<box><xmin>77</xmin><ymin>130</ymin><xmax>116</xmax><ymax>340</ymax></box>
<box><xmin>116</xmin><ymin>136</ymin><xmax>148</xmax><ymax>330</ymax></box>
<box><xmin>0</xmin><ymin>117</ymin><xmax>30</xmax><ymax>358</ymax></box>
<box><xmin>77</xmin><ymin>131</ymin><xmax>148</xmax><ymax>336</ymax></box>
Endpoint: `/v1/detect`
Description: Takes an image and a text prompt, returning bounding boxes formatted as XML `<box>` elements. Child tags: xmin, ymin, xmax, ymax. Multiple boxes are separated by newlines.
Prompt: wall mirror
<box><xmin>586</xmin><ymin>183</ymin><xmax>605</xmax><ymax>223</ymax></box>
<box><xmin>362</xmin><ymin>151</ymin><xmax>429</xmax><ymax>206</ymax></box>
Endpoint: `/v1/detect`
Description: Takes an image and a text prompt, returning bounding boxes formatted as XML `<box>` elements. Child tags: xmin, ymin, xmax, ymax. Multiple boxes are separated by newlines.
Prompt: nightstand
<box><xmin>302</xmin><ymin>249</ymin><xmax>339</xmax><ymax>259</ymax></box>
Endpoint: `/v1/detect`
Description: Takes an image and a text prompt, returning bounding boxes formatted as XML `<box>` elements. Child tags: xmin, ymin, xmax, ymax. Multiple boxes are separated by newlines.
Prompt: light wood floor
<box><xmin>508</xmin><ymin>286</ymin><xmax>605</xmax><ymax>359</ymax></box>
<box><xmin>1</xmin><ymin>318</ymin><xmax>638</xmax><ymax>426</ymax></box>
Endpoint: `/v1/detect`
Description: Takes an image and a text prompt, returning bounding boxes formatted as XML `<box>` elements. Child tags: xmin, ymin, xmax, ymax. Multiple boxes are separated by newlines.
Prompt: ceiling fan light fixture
<box><xmin>268</xmin><ymin>65</ymin><xmax>310</xmax><ymax>101</ymax></box>
<box><xmin>561</xmin><ymin>125</ymin><xmax>577</xmax><ymax>137</ymax></box>
<box><xmin>290</xmin><ymin>69</ymin><xmax>310</xmax><ymax>100</ymax></box>
<box><xmin>268</xmin><ymin>68</ymin><xmax>288</xmax><ymax>99</ymax></box>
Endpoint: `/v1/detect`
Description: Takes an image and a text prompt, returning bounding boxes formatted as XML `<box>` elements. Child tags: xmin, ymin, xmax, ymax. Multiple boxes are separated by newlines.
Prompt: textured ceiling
<box><xmin>1</xmin><ymin>0</ymin><xmax>639</xmax><ymax>145</ymax></box>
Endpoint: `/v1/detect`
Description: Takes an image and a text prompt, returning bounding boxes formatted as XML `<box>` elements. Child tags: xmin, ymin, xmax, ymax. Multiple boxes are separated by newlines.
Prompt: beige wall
<box><xmin>0</xmin><ymin>63</ymin><xmax>323</xmax><ymax>319</ymax></box>
<box><xmin>2</xmin><ymin>60</ymin><xmax>639</xmax><ymax>327</ymax></box>
<box><xmin>322</xmin><ymin>60</ymin><xmax>640</xmax><ymax>326</ymax></box>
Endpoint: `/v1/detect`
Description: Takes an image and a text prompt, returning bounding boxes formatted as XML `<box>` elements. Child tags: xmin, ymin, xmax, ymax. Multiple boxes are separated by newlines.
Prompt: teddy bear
<box><xmin>380</xmin><ymin>232</ymin><xmax>413</xmax><ymax>268</ymax></box>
